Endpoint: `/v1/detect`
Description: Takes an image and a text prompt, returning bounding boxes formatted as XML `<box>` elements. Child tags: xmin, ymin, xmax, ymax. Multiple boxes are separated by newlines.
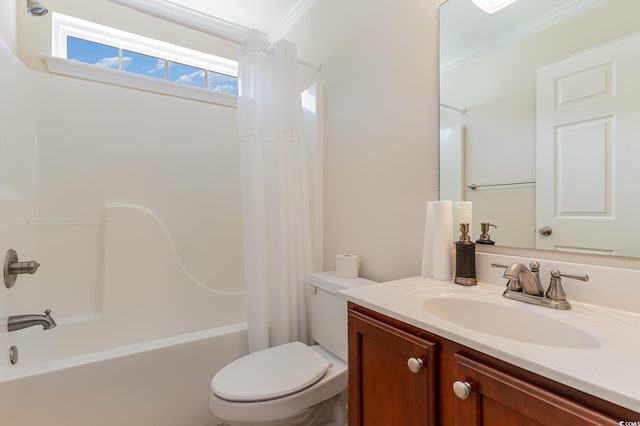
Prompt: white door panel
<box><xmin>536</xmin><ymin>34</ymin><xmax>640</xmax><ymax>256</ymax></box>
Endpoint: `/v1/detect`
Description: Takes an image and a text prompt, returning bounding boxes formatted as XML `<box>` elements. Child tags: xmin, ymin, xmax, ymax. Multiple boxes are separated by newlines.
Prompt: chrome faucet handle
<box><xmin>529</xmin><ymin>261</ymin><xmax>542</xmax><ymax>290</ymax></box>
<box><xmin>491</xmin><ymin>263</ymin><xmax>522</xmax><ymax>292</ymax></box>
<box><xmin>4</xmin><ymin>249</ymin><xmax>41</xmax><ymax>288</ymax></box>
<box><xmin>546</xmin><ymin>269</ymin><xmax>589</xmax><ymax>301</ymax></box>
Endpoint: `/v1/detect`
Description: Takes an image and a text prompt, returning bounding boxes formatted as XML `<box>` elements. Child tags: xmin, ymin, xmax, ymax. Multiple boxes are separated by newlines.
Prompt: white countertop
<box><xmin>339</xmin><ymin>275</ymin><xmax>640</xmax><ymax>413</ymax></box>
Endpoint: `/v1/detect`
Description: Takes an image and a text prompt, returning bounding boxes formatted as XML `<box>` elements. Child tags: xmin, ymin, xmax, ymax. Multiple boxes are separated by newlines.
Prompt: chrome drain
<box><xmin>9</xmin><ymin>346</ymin><xmax>18</xmax><ymax>365</ymax></box>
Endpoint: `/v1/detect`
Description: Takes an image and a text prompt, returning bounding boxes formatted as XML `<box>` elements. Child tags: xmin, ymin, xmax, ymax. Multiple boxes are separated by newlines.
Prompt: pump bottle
<box><xmin>454</xmin><ymin>223</ymin><xmax>477</xmax><ymax>286</ymax></box>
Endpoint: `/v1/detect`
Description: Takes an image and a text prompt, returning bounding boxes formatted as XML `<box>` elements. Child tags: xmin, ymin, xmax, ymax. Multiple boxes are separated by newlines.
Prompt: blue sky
<box><xmin>67</xmin><ymin>36</ymin><xmax>238</xmax><ymax>94</ymax></box>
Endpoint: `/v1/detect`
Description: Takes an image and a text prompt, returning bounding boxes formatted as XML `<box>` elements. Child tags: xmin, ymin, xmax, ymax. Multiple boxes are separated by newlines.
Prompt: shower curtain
<box><xmin>237</xmin><ymin>30</ymin><xmax>313</xmax><ymax>353</ymax></box>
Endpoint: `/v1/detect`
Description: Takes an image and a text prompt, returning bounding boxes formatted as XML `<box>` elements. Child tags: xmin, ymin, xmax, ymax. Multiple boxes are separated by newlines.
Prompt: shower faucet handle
<box><xmin>9</xmin><ymin>260</ymin><xmax>40</xmax><ymax>275</ymax></box>
<box><xmin>4</xmin><ymin>249</ymin><xmax>41</xmax><ymax>288</ymax></box>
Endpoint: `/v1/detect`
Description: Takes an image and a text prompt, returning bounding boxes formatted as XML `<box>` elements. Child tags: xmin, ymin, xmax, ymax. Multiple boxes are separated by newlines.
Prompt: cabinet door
<box><xmin>348</xmin><ymin>309</ymin><xmax>437</xmax><ymax>426</ymax></box>
<box><xmin>453</xmin><ymin>354</ymin><xmax>619</xmax><ymax>426</ymax></box>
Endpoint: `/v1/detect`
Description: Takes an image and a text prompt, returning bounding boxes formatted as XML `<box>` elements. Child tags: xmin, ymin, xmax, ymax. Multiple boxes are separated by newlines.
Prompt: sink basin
<box><xmin>423</xmin><ymin>295</ymin><xmax>601</xmax><ymax>349</ymax></box>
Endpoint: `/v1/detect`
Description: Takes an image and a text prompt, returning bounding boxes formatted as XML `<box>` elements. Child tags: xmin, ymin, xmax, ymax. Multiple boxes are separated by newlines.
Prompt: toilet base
<box><xmin>217</xmin><ymin>390</ymin><xmax>347</xmax><ymax>426</ymax></box>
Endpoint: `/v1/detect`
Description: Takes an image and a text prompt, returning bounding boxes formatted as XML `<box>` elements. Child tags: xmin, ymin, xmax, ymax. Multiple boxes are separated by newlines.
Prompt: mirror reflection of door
<box><xmin>536</xmin><ymin>33</ymin><xmax>640</xmax><ymax>256</ymax></box>
<box><xmin>440</xmin><ymin>0</ymin><xmax>640</xmax><ymax>256</ymax></box>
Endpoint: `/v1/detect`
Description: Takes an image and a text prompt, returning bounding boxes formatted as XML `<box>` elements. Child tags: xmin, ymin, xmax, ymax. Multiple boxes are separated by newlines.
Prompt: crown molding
<box><xmin>108</xmin><ymin>0</ymin><xmax>269</xmax><ymax>45</ymax></box>
<box><xmin>269</xmin><ymin>0</ymin><xmax>317</xmax><ymax>42</ymax></box>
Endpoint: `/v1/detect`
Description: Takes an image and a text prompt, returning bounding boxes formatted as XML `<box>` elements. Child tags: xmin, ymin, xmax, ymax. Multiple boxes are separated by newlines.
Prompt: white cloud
<box><xmin>95</xmin><ymin>56</ymin><xmax>119</xmax><ymax>69</ymax></box>
<box><xmin>95</xmin><ymin>56</ymin><xmax>132</xmax><ymax>69</ymax></box>
<box><xmin>211</xmin><ymin>84</ymin><xmax>236</xmax><ymax>94</ymax></box>
<box><xmin>149</xmin><ymin>59</ymin><xmax>165</xmax><ymax>75</ymax></box>
<box><xmin>176</xmin><ymin>69</ymin><xmax>205</xmax><ymax>84</ymax></box>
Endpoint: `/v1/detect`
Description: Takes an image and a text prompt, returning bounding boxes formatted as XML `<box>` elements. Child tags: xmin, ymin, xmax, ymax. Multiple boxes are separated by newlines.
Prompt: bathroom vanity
<box><xmin>342</xmin><ymin>275</ymin><xmax>640</xmax><ymax>425</ymax></box>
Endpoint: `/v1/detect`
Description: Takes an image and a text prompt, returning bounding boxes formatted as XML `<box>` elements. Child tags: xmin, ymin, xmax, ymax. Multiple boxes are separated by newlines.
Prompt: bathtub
<box><xmin>0</xmin><ymin>323</ymin><xmax>248</xmax><ymax>426</ymax></box>
<box><xmin>0</xmin><ymin>205</ymin><xmax>248</xmax><ymax>425</ymax></box>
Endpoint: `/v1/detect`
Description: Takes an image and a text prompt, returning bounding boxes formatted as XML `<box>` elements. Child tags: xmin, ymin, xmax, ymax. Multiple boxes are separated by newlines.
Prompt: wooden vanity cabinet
<box><xmin>348</xmin><ymin>302</ymin><xmax>637</xmax><ymax>426</ymax></box>
<box><xmin>453</xmin><ymin>354</ymin><xmax>618</xmax><ymax>426</ymax></box>
<box><xmin>347</xmin><ymin>308</ymin><xmax>437</xmax><ymax>425</ymax></box>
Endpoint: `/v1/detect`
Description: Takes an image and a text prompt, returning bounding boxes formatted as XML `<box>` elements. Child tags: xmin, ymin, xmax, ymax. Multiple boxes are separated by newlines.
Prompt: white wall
<box><xmin>1</xmin><ymin>1</ymin><xmax>17</xmax><ymax>54</ymax></box>
<box><xmin>286</xmin><ymin>0</ymin><xmax>440</xmax><ymax>282</ymax></box>
<box><xmin>14</xmin><ymin>0</ymin><xmax>440</xmax><ymax>285</ymax></box>
<box><xmin>6</xmin><ymin>0</ymin><xmax>246</xmax><ymax>321</ymax></box>
<box><xmin>0</xmin><ymin>0</ymin><xmax>38</xmax><ymax>358</ymax></box>
<box><xmin>18</xmin><ymin>72</ymin><xmax>246</xmax><ymax>320</ymax></box>
<box><xmin>9</xmin><ymin>0</ymin><xmax>440</xmax><ymax>314</ymax></box>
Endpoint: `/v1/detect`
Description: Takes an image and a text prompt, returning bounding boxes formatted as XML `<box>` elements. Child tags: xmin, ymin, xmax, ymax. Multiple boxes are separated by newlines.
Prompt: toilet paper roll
<box><xmin>336</xmin><ymin>254</ymin><xmax>360</xmax><ymax>279</ymax></box>
<box><xmin>452</xmin><ymin>201</ymin><xmax>473</xmax><ymax>240</ymax></box>
<box><xmin>431</xmin><ymin>201</ymin><xmax>454</xmax><ymax>281</ymax></box>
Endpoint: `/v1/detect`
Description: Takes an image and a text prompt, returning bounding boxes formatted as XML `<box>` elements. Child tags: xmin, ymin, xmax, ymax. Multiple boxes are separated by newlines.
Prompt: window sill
<box><xmin>42</xmin><ymin>55</ymin><xmax>237</xmax><ymax>108</ymax></box>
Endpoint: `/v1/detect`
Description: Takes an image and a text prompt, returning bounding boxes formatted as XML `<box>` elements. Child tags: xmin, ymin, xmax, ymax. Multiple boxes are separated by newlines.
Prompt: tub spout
<box><xmin>8</xmin><ymin>309</ymin><xmax>57</xmax><ymax>332</ymax></box>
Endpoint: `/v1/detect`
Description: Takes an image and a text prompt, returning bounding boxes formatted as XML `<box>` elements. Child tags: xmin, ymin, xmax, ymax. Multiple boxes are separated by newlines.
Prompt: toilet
<box><xmin>209</xmin><ymin>272</ymin><xmax>375</xmax><ymax>426</ymax></box>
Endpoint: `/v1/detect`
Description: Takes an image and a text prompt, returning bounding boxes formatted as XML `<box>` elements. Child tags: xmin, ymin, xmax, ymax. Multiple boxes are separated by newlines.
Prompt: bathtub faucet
<box><xmin>8</xmin><ymin>309</ymin><xmax>57</xmax><ymax>332</ymax></box>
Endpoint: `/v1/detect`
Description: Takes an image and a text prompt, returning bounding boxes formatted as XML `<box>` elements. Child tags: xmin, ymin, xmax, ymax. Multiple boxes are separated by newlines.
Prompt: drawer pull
<box><xmin>407</xmin><ymin>357</ymin><xmax>424</xmax><ymax>373</ymax></box>
<box><xmin>453</xmin><ymin>381</ymin><xmax>472</xmax><ymax>400</ymax></box>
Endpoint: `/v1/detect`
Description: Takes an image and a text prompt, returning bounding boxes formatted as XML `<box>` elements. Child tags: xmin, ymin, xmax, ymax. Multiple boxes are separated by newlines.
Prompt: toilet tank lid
<box><xmin>309</xmin><ymin>272</ymin><xmax>377</xmax><ymax>295</ymax></box>
<box><xmin>211</xmin><ymin>342</ymin><xmax>330</xmax><ymax>402</ymax></box>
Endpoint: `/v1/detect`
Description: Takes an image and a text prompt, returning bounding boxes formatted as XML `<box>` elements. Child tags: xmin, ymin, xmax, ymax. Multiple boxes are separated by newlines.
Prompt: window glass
<box><xmin>122</xmin><ymin>50</ymin><xmax>165</xmax><ymax>79</ymax></box>
<box><xmin>168</xmin><ymin>61</ymin><xmax>205</xmax><ymax>88</ymax></box>
<box><xmin>55</xmin><ymin>14</ymin><xmax>239</xmax><ymax>104</ymax></box>
<box><xmin>67</xmin><ymin>36</ymin><xmax>119</xmax><ymax>69</ymax></box>
<box><xmin>208</xmin><ymin>71</ymin><xmax>238</xmax><ymax>95</ymax></box>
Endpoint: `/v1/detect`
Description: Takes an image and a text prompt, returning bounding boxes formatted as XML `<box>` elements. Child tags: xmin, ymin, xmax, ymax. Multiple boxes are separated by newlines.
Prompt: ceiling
<box><xmin>440</xmin><ymin>0</ymin><xmax>606</xmax><ymax>69</ymax></box>
<box><xmin>165</xmin><ymin>0</ymin><xmax>314</xmax><ymax>41</ymax></box>
<box><xmin>119</xmin><ymin>0</ymin><xmax>605</xmax><ymax>66</ymax></box>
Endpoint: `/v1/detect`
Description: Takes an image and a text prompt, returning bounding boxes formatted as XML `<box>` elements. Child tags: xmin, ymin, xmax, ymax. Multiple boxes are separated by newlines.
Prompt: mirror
<box><xmin>439</xmin><ymin>0</ymin><xmax>640</xmax><ymax>257</ymax></box>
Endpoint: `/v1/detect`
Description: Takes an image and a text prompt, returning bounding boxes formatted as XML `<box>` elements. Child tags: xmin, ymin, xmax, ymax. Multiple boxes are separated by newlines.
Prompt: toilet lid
<box><xmin>211</xmin><ymin>341</ymin><xmax>331</xmax><ymax>402</ymax></box>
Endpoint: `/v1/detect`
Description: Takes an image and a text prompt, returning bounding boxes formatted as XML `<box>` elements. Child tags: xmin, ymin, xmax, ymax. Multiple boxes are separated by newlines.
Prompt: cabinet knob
<box><xmin>407</xmin><ymin>357</ymin><xmax>424</xmax><ymax>374</ymax></box>
<box><xmin>453</xmin><ymin>381</ymin><xmax>472</xmax><ymax>400</ymax></box>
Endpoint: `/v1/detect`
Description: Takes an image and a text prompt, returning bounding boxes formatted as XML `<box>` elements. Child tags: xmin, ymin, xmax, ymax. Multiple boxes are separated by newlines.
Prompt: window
<box><xmin>122</xmin><ymin>51</ymin><xmax>165</xmax><ymax>79</ymax></box>
<box><xmin>47</xmin><ymin>13</ymin><xmax>239</xmax><ymax>106</ymax></box>
<box><xmin>208</xmin><ymin>71</ymin><xmax>239</xmax><ymax>95</ymax></box>
<box><xmin>67</xmin><ymin>37</ymin><xmax>119</xmax><ymax>69</ymax></box>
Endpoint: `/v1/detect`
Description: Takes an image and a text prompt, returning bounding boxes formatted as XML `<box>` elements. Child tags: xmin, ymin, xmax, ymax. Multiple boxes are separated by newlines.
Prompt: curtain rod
<box><xmin>108</xmin><ymin>0</ymin><xmax>321</xmax><ymax>72</ymax></box>
<box><xmin>440</xmin><ymin>103</ymin><xmax>466</xmax><ymax>114</ymax></box>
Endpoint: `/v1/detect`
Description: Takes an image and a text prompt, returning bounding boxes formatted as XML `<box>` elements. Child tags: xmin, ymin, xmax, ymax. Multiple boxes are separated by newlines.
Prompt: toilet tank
<box><xmin>307</xmin><ymin>272</ymin><xmax>376</xmax><ymax>361</ymax></box>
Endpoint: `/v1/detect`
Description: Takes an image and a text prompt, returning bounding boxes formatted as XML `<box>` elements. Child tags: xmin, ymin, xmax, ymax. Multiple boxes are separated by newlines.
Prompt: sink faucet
<box><xmin>502</xmin><ymin>261</ymin><xmax>545</xmax><ymax>297</ymax></box>
<box><xmin>8</xmin><ymin>309</ymin><xmax>57</xmax><ymax>332</ymax></box>
<box><xmin>493</xmin><ymin>262</ymin><xmax>588</xmax><ymax>310</ymax></box>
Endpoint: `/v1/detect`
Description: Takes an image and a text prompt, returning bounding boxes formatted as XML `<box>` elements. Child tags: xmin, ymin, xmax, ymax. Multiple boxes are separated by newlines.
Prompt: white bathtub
<box><xmin>0</xmin><ymin>323</ymin><xmax>248</xmax><ymax>426</ymax></box>
<box><xmin>0</xmin><ymin>205</ymin><xmax>248</xmax><ymax>425</ymax></box>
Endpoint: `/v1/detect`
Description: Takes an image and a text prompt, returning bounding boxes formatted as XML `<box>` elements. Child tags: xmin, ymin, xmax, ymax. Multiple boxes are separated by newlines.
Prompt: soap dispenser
<box><xmin>454</xmin><ymin>223</ymin><xmax>477</xmax><ymax>286</ymax></box>
<box><xmin>476</xmin><ymin>223</ymin><xmax>497</xmax><ymax>245</ymax></box>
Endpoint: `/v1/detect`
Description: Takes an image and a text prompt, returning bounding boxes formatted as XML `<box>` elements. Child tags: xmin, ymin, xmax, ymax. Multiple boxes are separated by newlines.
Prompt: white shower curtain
<box><xmin>237</xmin><ymin>30</ymin><xmax>313</xmax><ymax>353</ymax></box>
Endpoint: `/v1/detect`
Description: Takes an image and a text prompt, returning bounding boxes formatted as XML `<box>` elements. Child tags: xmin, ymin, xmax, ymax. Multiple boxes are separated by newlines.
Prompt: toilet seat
<box><xmin>211</xmin><ymin>341</ymin><xmax>331</xmax><ymax>402</ymax></box>
<box><xmin>209</xmin><ymin>345</ymin><xmax>347</xmax><ymax>425</ymax></box>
